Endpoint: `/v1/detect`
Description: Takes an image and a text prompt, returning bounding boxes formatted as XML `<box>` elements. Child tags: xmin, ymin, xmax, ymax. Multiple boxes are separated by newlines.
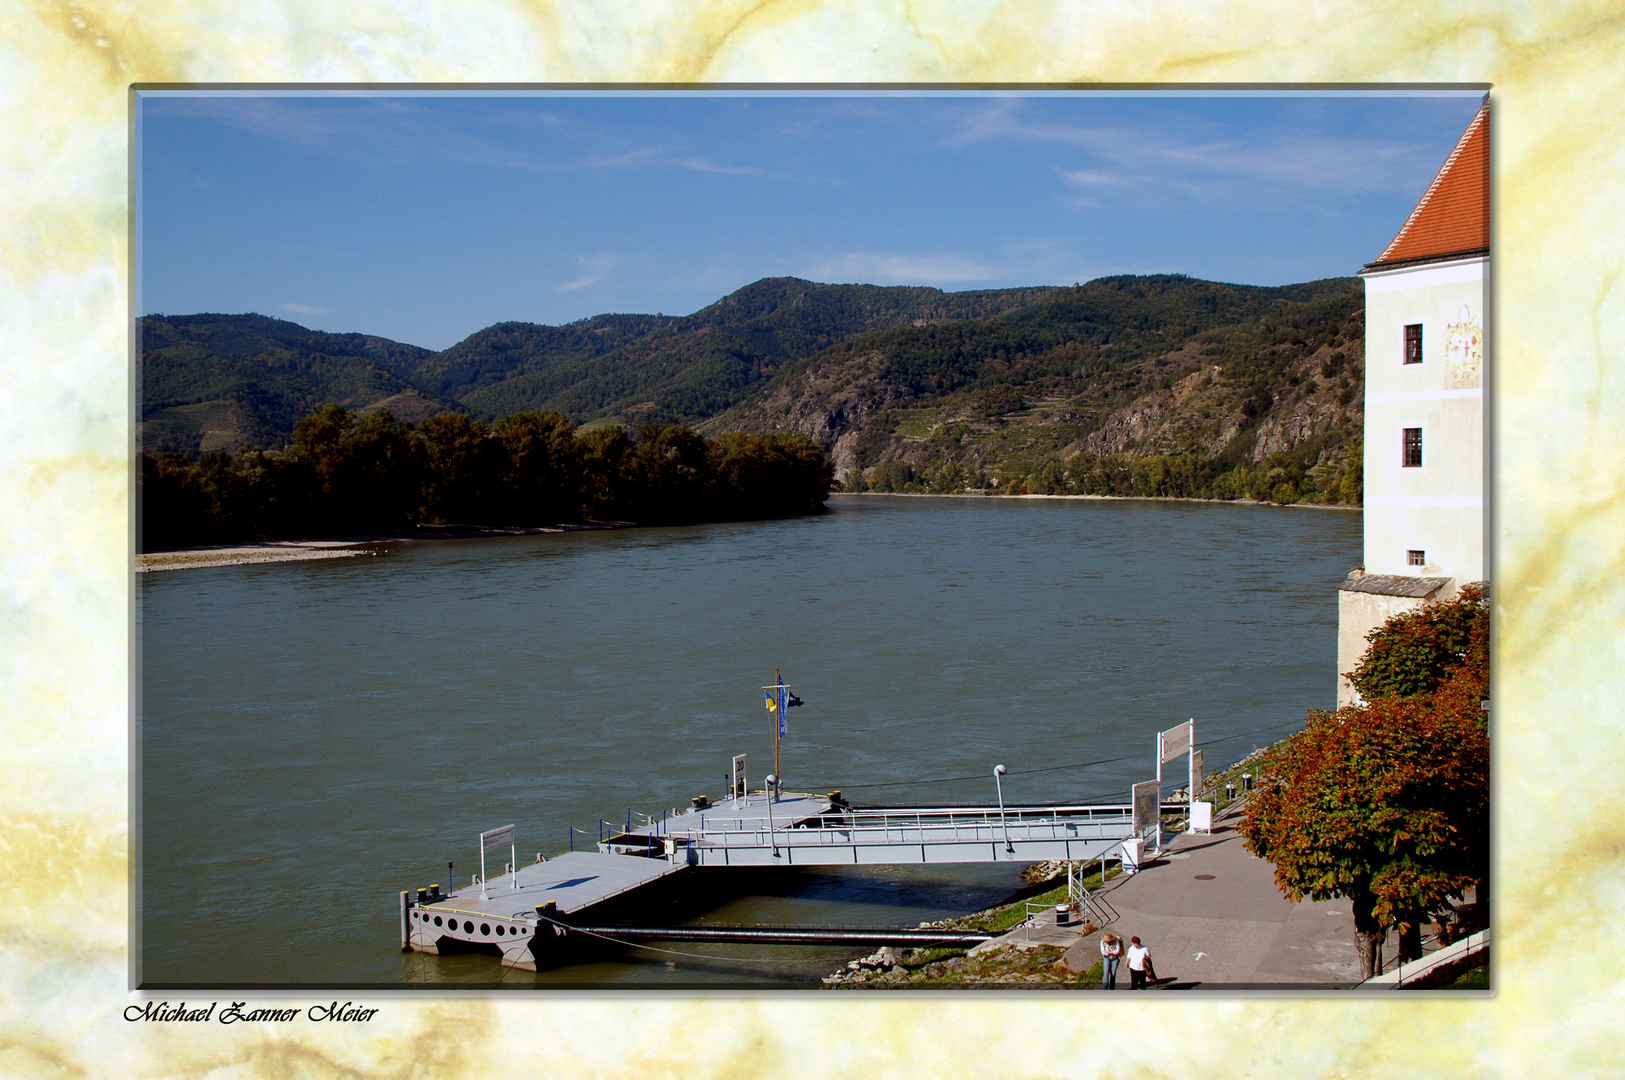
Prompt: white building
<box><xmin>1337</xmin><ymin>98</ymin><xmax>1488</xmax><ymax>706</ymax></box>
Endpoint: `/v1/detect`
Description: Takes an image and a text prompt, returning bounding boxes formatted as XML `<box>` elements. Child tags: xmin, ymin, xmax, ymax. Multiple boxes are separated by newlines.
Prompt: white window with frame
<box><xmin>1403</xmin><ymin>322</ymin><xmax>1424</xmax><ymax>365</ymax></box>
<box><xmin>1401</xmin><ymin>426</ymin><xmax>1424</xmax><ymax>469</ymax></box>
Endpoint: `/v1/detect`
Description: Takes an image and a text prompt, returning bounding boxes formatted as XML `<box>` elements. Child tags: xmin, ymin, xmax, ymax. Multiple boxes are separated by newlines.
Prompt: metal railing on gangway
<box><xmin>664</xmin><ymin>803</ymin><xmax>1135</xmax><ymax>842</ymax></box>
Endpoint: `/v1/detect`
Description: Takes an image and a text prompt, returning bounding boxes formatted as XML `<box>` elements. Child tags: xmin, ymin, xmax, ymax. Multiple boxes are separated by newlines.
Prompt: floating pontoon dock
<box><xmin>402</xmin><ymin>785</ymin><xmax>1140</xmax><ymax>970</ymax></box>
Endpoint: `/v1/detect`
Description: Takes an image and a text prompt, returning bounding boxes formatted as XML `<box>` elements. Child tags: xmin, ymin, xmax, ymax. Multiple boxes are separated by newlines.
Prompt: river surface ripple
<box><xmin>140</xmin><ymin>494</ymin><xmax>1361</xmax><ymax>987</ymax></box>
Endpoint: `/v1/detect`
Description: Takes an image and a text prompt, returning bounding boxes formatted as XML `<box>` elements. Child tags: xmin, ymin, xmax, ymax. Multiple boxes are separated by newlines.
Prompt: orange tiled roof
<box><xmin>1370</xmin><ymin>100</ymin><xmax>1488</xmax><ymax>267</ymax></box>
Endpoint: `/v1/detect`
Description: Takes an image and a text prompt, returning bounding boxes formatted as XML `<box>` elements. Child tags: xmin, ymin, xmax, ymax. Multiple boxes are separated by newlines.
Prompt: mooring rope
<box><xmin>531</xmin><ymin>915</ymin><xmax>869</xmax><ymax>965</ymax></box>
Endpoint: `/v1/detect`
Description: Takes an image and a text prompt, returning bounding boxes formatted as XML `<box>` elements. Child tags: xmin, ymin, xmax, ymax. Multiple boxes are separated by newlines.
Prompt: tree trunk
<box><xmin>1353</xmin><ymin>896</ymin><xmax>1385</xmax><ymax>980</ymax></box>
<box><xmin>1398</xmin><ymin>919</ymin><xmax>1422</xmax><ymax>963</ymax></box>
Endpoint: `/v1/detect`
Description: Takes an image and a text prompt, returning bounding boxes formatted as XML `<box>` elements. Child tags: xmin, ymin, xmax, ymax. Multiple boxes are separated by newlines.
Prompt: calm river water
<box><xmin>140</xmin><ymin>494</ymin><xmax>1360</xmax><ymax>988</ymax></box>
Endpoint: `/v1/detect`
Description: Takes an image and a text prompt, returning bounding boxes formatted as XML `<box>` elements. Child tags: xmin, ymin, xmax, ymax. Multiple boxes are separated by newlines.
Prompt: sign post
<box><xmin>731</xmin><ymin>754</ymin><xmax>747</xmax><ymax>801</ymax></box>
<box><xmin>479</xmin><ymin>824</ymin><xmax>516</xmax><ymax>900</ymax></box>
<box><xmin>1156</xmin><ymin>719</ymin><xmax>1198</xmax><ymax>847</ymax></box>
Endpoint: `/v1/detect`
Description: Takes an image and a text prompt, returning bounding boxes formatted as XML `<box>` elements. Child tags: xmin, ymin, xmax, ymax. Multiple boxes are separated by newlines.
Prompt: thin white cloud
<box><xmin>583</xmin><ymin>145</ymin><xmax>669</xmax><ymax>169</ymax></box>
<box><xmin>557</xmin><ymin>254</ymin><xmax>621</xmax><ymax>293</ymax></box>
<box><xmin>675</xmin><ymin>156</ymin><xmax>770</xmax><ymax>177</ymax></box>
<box><xmin>584</xmin><ymin>146</ymin><xmax>775</xmax><ymax>177</ymax></box>
<box><xmin>278</xmin><ymin>303</ymin><xmax>326</xmax><ymax>314</ymax></box>
<box><xmin>955</xmin><ymin>100</ymin><xmax>1449</xmax><ymax>198</ymax></box>
<box><xmin>1059</xmin><ymin>169</ymin><xmax>1129</xmax><ymax>187</ymax></box>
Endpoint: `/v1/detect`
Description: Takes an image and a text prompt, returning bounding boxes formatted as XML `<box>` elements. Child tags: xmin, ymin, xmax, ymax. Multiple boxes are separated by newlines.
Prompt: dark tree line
<box><xmin>140</xmin><ymin>405</ymin><xmax>834</xmax><ymax>551</ymax></box>
<box><xmin>853</xmin><ymin>440</ymin><xmax>1362</xmax><ymax>507</ymax></box>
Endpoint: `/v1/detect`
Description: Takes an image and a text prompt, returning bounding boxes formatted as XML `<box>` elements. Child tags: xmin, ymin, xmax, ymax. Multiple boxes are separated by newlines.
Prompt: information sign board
<box><xmin>1131</xmin><ymin>780</ymin><xmax>1161</xmax><ymax>840</ymax></box>
<box><xmin>1161</xmin><ymin>720</ymin><xmax>1192</xmax><ymax>762</ymax></box>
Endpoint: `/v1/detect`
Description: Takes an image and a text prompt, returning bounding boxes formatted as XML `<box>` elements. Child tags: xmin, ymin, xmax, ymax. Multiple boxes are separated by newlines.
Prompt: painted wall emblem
<box><xmin>1443</xmin><ymin>304</ymin><xmax>1483</xmax><ymax>380</ymax></box>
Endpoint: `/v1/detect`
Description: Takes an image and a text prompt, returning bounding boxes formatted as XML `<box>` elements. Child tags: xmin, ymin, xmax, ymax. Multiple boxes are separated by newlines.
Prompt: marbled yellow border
<box><xmin>4</xmin><ymin>2</ymin><xmax>1622</xmax><ymax>1076</ymax></box>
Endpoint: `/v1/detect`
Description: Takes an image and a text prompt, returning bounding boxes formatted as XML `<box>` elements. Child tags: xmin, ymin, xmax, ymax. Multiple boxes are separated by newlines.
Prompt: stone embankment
<box><xmin>823</xmin><ymin>860</ymin><xmax>1105</xmax><ymax>988</ymax></box>
<box><xmin>822</xmin><ymin>938</ymin><xmax>1081</xmax><ymax>988</ymax></box>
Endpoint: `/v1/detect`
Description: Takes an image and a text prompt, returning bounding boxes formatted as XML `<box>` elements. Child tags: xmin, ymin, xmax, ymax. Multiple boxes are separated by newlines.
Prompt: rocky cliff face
<box><xmin>719</xmin><ymin>325</ymin><xmax>1364</xmax><ymax>485</ymax></box>
<box><xmin>721</xmin><ymin>350</ymin><xmax>902</xmax><ymax>479</ymax></box>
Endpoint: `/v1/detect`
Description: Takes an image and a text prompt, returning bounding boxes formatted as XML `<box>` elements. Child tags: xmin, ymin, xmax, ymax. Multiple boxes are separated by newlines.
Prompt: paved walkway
<box><xmin>989</xmin><ymin>798</ymin><xmax>1366</xmax><ymax>988</ymax></box>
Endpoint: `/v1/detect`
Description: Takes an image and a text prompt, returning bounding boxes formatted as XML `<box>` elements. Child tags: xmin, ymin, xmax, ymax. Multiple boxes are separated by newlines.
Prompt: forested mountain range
<box><xmin>714</xmin><ymin>274</ymin><xmax>1366</xmax><ymax>502</ymax></box>
<box><xmin>140</xmin><ymin>278</ymin><xmax>1060</xmax><ymax>456</ymax></box>
<box><xmin>140</xmin><ymin>313</ymin><xmax>445</xmax><ymax>454</ymax></box>
<box><xmin>141</xmin><ymin>272</ymin><xmax>1366</xmax><ymax>504</ymax></box>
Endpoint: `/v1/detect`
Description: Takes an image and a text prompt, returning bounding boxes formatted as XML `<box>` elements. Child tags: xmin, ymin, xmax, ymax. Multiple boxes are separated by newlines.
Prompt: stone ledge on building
<box><xmin>1337</xmin><ymin>572</ymin><xmax>1453</xmax><ymax>598</ymax></box>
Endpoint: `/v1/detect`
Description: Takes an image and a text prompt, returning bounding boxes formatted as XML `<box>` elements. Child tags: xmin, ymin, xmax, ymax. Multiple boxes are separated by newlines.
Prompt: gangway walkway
<box><xmin>606</xmin><ymin>791</ymin><xmax>1139</xmax><ymax>868</ymax></box>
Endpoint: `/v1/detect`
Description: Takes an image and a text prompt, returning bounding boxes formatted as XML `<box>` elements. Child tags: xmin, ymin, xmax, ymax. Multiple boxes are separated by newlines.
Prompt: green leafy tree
<box><xmin>935</xmin><ymin>459</ymin><xmax>968</xmax><ymax>493</ymax></box>
<box><xmin>577</xmin><ymin>425</ymin><xmax>636</xmax><ymax>521</ymax></box>
<box><xmin>1346</xmin><ymin>586</ymin><xmax>1487</xmax><ymax>702</ymax></box>
<box><xmin>493</xmin><ymin>410</ymin><xmax>581</xmax><ymax>525</ymax></box>
<box><xmin>142</xmin><ymin>404</ymin><xmax>835</xmax><ymax>547</ymax></box>
<box><xmin>1032</xmin><ymin>458</ymin><xmax>1068</xmax><ymax>495</ymax></box>
<box><xmin>629</xmin><ymin>423</ymin><xmax>714</xmax><ymax>524</ymax></box>
<box><xmin>1242</xmin><ymin>590</ymin><xmax>1489</xmax><ymax>977</ymax></box>
<box><xmin>1238</xmin><ymin>670</ymin><xmax>1488</xmax><ymax>977</ymax></box>
<box><xmin>332</xmin><ymin>409</ymin><xmax>426</xmax><ymax>534</ymax></box>
<box><xmin>418</xmin><ymin>412</ymin><xmax>503</xmax><ymax>524</ymax></box>
<box><xmin>709</xmin><ymin>431</ymin><xmax>832</xmax><ymax>518</ymax></box>
<box><xmin>1336</xmin><ymin>439</ymin><xmax>1363</xmax><ymax>505</ymax></box>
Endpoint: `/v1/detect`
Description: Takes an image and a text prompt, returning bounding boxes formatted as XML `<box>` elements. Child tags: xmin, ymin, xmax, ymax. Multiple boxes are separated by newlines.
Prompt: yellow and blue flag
<box><xmin>765</xmin><ymin>671</ymin><xmax>802</xmax><ymax>739</ymax></box>
<box><xmin>775</xmin><ymin>672</ymin><xmax>789</xmax><ymax>739</ymax></box>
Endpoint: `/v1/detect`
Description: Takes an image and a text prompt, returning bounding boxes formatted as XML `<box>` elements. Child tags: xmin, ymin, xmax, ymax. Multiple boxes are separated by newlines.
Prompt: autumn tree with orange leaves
<box><xmin>1239</xmin><ymin>588</ymin><xmax>1488</xmax><ymax>979</ymax></box>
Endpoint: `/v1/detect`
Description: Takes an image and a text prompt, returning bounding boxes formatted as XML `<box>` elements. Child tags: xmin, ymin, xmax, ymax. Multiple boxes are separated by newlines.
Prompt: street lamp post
<box><xmin>764</xmin><ymin>773</ymin><xmax>781</xmax><ymax>858</ymax></box>
<box><xmin>994</xmin><ymin>764</ymin><xmax>1013</xmax><ymax>854</ymax></box>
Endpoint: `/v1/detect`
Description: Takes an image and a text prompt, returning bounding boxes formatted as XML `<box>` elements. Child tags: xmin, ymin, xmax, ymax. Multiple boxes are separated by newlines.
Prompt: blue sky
<box><xmin>138</xmin><ymin>91</ymin><xmax>1485</xmax><ymax>351</ymax></box>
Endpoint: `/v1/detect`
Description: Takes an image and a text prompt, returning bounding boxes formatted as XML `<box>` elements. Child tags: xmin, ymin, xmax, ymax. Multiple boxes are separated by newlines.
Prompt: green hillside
<box><xmin>139</xmin><ymin>279</ymin><xmax>1063</xmax><ymax>454</ymax></box>
<box><xmin>139</xmin><ymin>273</ymin><xmax>1366</xmax><ymax>507</ymax></box>
<box><xmin>139</xmin><ymin>313</ymin><xmax>443</xmax><ymax>455</ymax></box>
<box><xmin>715</xmin><ymin>274</ymin><xmax>1367</xmax><ymax>504</ymax></box>
<box><xmin>449</xmin><ymin>278</ymin><xmax>1064</xmax><ymax>422</ymax></box>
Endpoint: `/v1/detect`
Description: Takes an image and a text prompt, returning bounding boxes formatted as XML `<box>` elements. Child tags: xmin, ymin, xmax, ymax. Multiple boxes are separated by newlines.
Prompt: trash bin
<box><xmin>1055</xmin><ymin>904</ymin><xmax>1073</xmax><ymax>926</ymax></box>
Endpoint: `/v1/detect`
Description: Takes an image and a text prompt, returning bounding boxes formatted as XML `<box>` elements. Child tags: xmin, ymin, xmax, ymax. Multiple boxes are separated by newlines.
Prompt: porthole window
<box><xmin>480</xmin><ymin>923</ymin><xmax>491</xmax><ymax>936</ymax></box>
<box><xmin>433</xmin><ymin>916</ymin><xmax>443</xmax><ymax>927</ymax></box>
<box><xmin>496</xmin><ymin>924</ymin><xmax>505</xmax><ymax>936</ymax></box>
<box><xmin>463</xmin><ymin>920</ymin><xmax>474</xmax><ymax>934</ymax></box>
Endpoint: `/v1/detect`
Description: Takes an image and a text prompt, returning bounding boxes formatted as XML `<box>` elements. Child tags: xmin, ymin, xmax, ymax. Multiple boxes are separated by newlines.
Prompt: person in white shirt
<box><xmin>1099</xmin><ymin>933</ymin><xmax>1122</xmax><ymax>989</ymax></box>
<box><xmin>1126</xmin><ymin>936</ymin><xmax>1153</xmax><ymax>989</ymax></box>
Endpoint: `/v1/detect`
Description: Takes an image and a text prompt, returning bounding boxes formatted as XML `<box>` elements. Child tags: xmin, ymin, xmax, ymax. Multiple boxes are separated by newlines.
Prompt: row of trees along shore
<box><xmin>140</xmin><ymin>405</ymin><xmax>834</xmax><ymax>551</ymax></box>
<box><xmin>1238</xmin><ymin>586</ymin><xmax>1489</xmax><ymax>979</ymax></box>
<box><xmin>850</xmin><ymin>442</ymin><xmax>1363</xmax><ymax>506</ymax></box>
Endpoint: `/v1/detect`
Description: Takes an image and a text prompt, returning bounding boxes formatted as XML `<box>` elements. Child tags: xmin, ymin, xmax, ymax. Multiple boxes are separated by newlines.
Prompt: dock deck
<box><xmin>403</xmin><ymin>792</ymin><xmax>835</xmax><ymax>970</ymax></box>
<box><xmin>402</xmin><ymin>786</ymin><xmax>1142</xmax><ymax>970</ymax></box>
<box><xmin>403</xmin><ymin>851</ymin><xmax>685</xmax><ymax>969</ymax></box>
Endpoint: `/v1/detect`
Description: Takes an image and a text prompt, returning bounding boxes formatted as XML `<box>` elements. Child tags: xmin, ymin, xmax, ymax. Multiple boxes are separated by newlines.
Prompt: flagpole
<box><xmin>773</xmin><ymin>667</ymin><xmax>781</xmax><ymax>794</ymax></box>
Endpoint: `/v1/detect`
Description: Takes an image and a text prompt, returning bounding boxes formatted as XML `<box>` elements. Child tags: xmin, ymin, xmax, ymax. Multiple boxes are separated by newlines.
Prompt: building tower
<box><xmin>1336</xmin><ymin>97</ymin><xmax>1488</xmax><ymax>706</ymax></box>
